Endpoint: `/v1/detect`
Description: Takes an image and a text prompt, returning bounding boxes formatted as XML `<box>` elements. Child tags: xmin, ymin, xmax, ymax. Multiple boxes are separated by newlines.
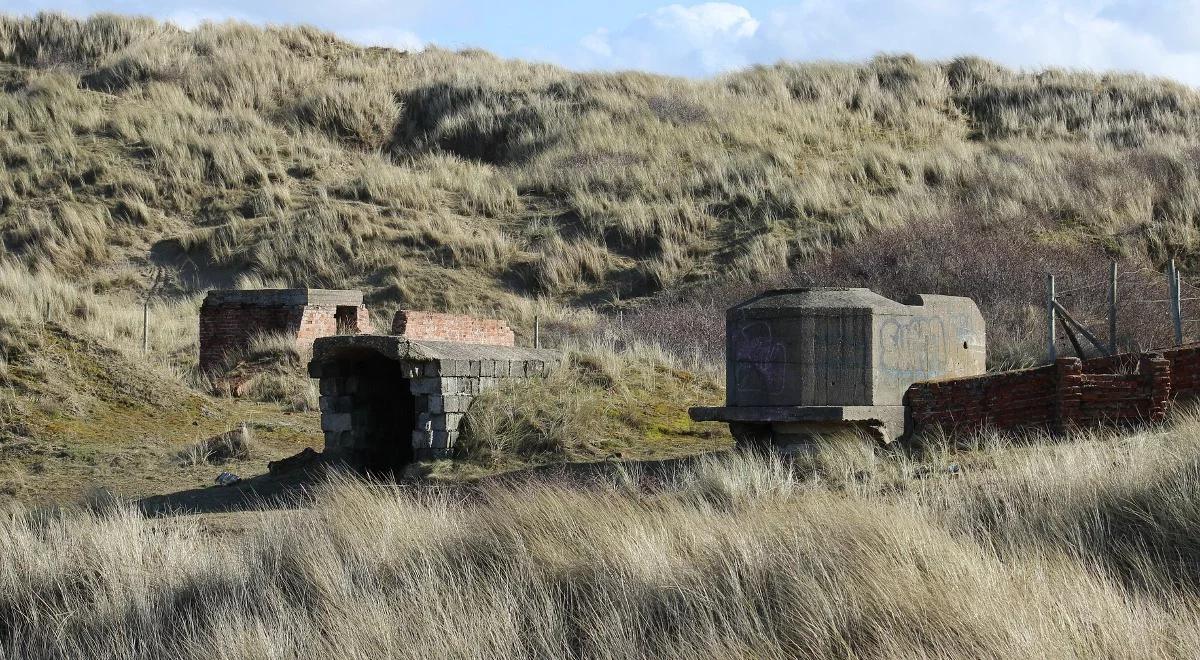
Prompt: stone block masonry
<box><xmin>392</xmin><ymin>310</ymin><xmax>515</xmax><ymax>347</ymax></box>
<box><xmin>199</xmin><ymin>289</ymin><xmax>373</xmax><ymax>371</ymax></box>
<box><xmin>310</xmin><ymin>334</ymin><xmax>559</xmax><ymax>466</ymax></box>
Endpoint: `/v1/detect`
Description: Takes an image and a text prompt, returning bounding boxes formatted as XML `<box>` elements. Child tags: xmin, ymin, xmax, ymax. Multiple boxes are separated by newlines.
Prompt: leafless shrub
<box><xmin>618</xmin><ymin>212</ymin><xmax>1172</xmax><ymax>369</ymax></box>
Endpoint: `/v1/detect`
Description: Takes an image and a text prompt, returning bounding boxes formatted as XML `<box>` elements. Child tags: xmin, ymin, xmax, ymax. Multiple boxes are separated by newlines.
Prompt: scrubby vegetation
<box><xmin>7</xmin><ymin>416</ymin><xmax>1200</xmax><ymax>658</ymax></box>
<box><xmin>2</xmin><ymin>11</ymin><xmax>1200</xmax><ymax>473</ymax></box>
<box><xmin>3</xmin><ymin>13</ymin><xmax>1200</xmax><ymax>362</ymax></box>
<box><xmin>457</xmin><ymin>332</ymin><xmax>726</xmax><ymax>469</ymax></box>
<box><xmin>6</xmin><ymin>11</ymin><xmax>1200</xmax><ymax>658</ymax></box>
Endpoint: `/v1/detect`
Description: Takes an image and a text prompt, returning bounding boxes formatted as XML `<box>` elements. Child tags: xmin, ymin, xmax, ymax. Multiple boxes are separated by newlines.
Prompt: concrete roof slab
<box><xmin>311</xmin><ymin>334</ymin><xmax>561</xmax><ymax>368</ymax></box>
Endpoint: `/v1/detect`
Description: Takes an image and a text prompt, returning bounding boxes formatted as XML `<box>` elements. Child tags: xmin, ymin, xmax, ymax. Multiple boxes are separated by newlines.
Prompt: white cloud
<box><xmin>342</xmin><ymin>27</ymin><xmax>425</xmax><ymax>52</ymax></box>
<box><xmin>570</xmin><ymin>0</ymin><xmax>1200</xmax><ymax>86</ymax></box>
<box><xmin>580</xmin><ymin>28</ymin><xmax>612</xmax><ymax>58</ymax></box>
<box><xmin>578</xmin><ymin>2</ymin><xmax>760</xmax><ymax>75</ymax></box>
<box><xmin>5</xmin><ymin>1</ymin><xmax>427</xmax><ymax>55</ymax></box>
<box><xmin>165</xmin><ymin>9</ymin><xmax>254</xmax><ymax>30</ymax></box>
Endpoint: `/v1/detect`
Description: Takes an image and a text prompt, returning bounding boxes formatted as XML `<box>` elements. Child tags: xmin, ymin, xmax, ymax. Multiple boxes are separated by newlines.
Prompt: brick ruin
<box><xmin>392</xmin><ymin>310</ymin><xmax>515</xmax><ymax>346</ymax></box>
<box><xmin>198</xmin><ymin>290</ymin><xmax>554</xmax><ymax>469</ymax></box>
<box><xmin>199</xmin><ymin>289</ymin><xmax>372</xmax><ymax>371</ymax></box>
<box><xmin>906</xmin><ymin>346</ymin><xmax>1198</xmax><ymax>436</ymax></box>
<box><xmin>308</xmin><ymin>334</ymin><xmax>559</xmax><ymax>468</ymax></box>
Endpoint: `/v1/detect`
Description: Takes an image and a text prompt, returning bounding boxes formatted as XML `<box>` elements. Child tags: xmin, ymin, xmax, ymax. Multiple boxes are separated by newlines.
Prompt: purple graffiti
<box><xmin>734</xmin><ymin>322</ymin><xmax>788</xmax><ymax>395</ymax></box>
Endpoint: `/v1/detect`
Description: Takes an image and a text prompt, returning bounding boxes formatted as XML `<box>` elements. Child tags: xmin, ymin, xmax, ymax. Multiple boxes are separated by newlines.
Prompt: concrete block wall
<box><xmin>317</xmin><ymin>357</ymin><xmax>553</xmax><ymax>461</ymax></box>
<box><xmin>392</xmin><ymin>310</ymin><xmax>515</xmax><ymax>347</ymax></box>
<box><xmin>907</xmin><ymin>354</ymin><xmax>1171</xmax><ymax>436</ymax></box>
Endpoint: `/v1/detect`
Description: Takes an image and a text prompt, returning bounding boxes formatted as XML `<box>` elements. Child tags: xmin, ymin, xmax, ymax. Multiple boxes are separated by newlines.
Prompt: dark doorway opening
<box><xmin>327</xmin><ymin>351</ymin><xmax>415</xmax><ymax>473</ymax></box>
<box><xmin>335</xmin><ymin>306</ymin><xmax>360</xmax><ymax>334</ymax></box>
<box><xmin>357</xmin><ymin>358</ymin><xmax>415</xmax><ymax>472</ymax></box>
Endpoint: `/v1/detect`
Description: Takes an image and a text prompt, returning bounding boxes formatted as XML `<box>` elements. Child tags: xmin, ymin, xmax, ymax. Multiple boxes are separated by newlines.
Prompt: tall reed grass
<box><xmin>5</xmin><ymin>416</ymin><xmax>1200</xmax><ymax>658</ymax></box>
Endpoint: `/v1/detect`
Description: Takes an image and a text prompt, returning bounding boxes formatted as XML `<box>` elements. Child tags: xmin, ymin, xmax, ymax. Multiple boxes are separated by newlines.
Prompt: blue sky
<box><xmin>6</xmin><ymin>1</ymin><xmax>1200</xmax><ymax>85</ymax></box>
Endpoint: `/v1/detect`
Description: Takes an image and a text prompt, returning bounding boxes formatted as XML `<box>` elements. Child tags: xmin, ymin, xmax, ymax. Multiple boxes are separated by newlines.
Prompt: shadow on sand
<box><xmin>135</xmin><ymin>450</ymin><xmax>732</xmax><ymax>517</ymax></box>
<box><xmin>136</xmin><ymin>469</ymin><xmax>325</xmax><ymax>517</ymax></box>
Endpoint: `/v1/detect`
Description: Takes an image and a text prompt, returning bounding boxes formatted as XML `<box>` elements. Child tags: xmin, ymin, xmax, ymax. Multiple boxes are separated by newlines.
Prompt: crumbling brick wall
<box><xmin>1160</xmin><ymin>345</ymin><xmax>1200</xmax><ymax>400</ymax></box>
<box><xmin>907</xmin><ymin>354</ymin><xmax>1170</xmax><ymax>436</ymax></box>
<box><xmin>905</xmin><ymin>364</ymin><xmax>1058</xmax><ymax>435</ymax></box>
<box><xmin>199</xmin><ymin>303</ymin><xmax>306</xmax><ymax>371</ymax></box>
<box><xmin>199</xmin><ymin>289</ymin><xmax>372</xmax><ymax>371</ymax></box>
<box><xmin>392</xmin><ymin>310</ymin><xmax>515</xmax><ymax>347</ymax></box>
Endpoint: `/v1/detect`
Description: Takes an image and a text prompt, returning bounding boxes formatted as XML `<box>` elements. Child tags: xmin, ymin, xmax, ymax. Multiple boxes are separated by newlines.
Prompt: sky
<box><xmin>5</xmin><ymin>0</ymin><xmax>1200</xmax><ymax>85</ymax></box>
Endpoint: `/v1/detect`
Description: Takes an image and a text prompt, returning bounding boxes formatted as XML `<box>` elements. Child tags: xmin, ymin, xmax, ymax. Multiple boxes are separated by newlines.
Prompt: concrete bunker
<box><xmin>689</xmin><ymin>288</ymin><xmax>986</xmax><ymax>449</ymax></box>
<box><xmin>309</xmin><ymin>334</ymin><xmax>559</xmax><ymax>469</ymax></box>
<box><xmin>199</xmin><ymin>289</ymin><xmax>373</xmax><ymax>371</ymax></box>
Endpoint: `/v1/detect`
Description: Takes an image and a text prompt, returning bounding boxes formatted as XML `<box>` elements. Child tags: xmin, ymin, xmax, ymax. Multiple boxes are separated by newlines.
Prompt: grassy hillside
<box><xmin>8</xmin><ymin>14</ymin><xmax>1200</xmax><ymax>658</ymax></box>
<box><xmin>7</xmin><ymin>417</ymin><xmax>1200</xmax><ymax>657</ymax></box>
<box><xmin>5</xmin><ymin>12</ymin><xmax>1200</xmax><ymax>498</ymax></box>
<box><xmin>3</xmin><ymin>13</ymin><xmax>1200</xmax><ymax>351</ymax></box>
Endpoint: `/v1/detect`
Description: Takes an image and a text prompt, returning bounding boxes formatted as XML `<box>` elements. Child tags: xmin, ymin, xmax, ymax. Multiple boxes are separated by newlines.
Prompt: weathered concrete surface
<box><xmin>309</xmin><ymin>335</ymin><xmax>559</xmax><ymax>372</ymax></box>
<box><xmin>692</xmin><ymin>287</ymin><xmax>986</xmax><ymax>443</ymax></box>
<box><xmin>689</xmin><ymin>405</ymin><xmax>906</xmax><ymax>424</ymax></box>
<box><xmin>204</xmin><ymin>289</ymin><xmax>364</xmax><ymax>307</ymax></box>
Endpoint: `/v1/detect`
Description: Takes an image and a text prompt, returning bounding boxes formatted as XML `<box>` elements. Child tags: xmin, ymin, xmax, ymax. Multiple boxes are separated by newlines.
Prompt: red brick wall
<box><xmin>1084</xmin><ymin>344</ymin><xmax>1200</xmax><ymax>399</ymax></box>
<box><xmin>392</xmin><ymin>310</ymin><xmax>515</xmax><ymax>347</ymax></box>
<box><xmin>199</xmin><ymin>303</ymin><xmax>306</xmax><ymax>370</ymax></box>
<box><xmin>296</xmin><ymin>307</ymin><xmax>339</xmax><ymax>351</ymax></box>
<box><xmin>200</xmin><ymin>303</ymin><xmax>373</xmax><ymax>371</ymax></box>
<box><xmin>1160</xmin><ymin>345</ymin><xmax>1200</xmax><ymax>400</ymax></box>
<box><xmin>1070</xmin><ymin>354</ymin><xmax>1170</xmax><ymax>426</ymax></box>
<box><xmin>906</xmin><ymin>364</ymin><xmax>1058</xmax><ymax>434</ymax></box>
<box><xmin>340</xmin><ymin>306</ymin><xmax>373</xmax><ymax>335</ymax></box>
<box><xmin>906</xmin><ymin>354</ymin><xmax>1171</xmax><ymax>436</ymax></box>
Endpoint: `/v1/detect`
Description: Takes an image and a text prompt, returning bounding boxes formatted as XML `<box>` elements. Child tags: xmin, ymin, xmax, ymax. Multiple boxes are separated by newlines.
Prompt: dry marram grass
<box><xmin>4</xmin><ymin>416</ymin><xmax>1200</xmax><ymax>657</ymax></box>
<box><xmin>3</xmin><ymin>15</ymin><xmax>1200</xmax><ymax>343</ymax></box>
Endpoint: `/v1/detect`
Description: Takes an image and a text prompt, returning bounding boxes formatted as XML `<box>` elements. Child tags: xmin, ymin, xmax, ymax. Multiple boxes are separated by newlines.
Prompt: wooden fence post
<box><xmin>1046</xmin><ymin>273</ymin><xmax>1056</xmax><ymax>362</ymax></box>
<box><xmin>142</xmin><ymin>268</ymin><xmax>164</xmax><ymax>356</ymax></box>
<box><xmin>1170</xmin><ymin>259</ymin><xmax>1183</xmax><ymax>346</ymax></box>
<box><xmin>1108</xmin><ymin>261</ymin><xmax>1118</xmax><ymax>355</ymax></box>
<box><xmin>534</xmin><ymin>315</ymin><xmax>541</xmax><ymax>349</ymax></box>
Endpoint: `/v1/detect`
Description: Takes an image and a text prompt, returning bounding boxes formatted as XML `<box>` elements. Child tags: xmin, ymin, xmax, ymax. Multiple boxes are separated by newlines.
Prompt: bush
<box><xmin>620</xmin><ymin>211</ymin><xmax>1174</xmax><ymax>369</ymax></box>
<box><xmin>459</xmin><ymin>369</ymin><xmax>605</xmax><ymax>462</ymax></box>
<box><xmin>211</xmin><ymin>333</ymin><xmax>318</xmax><ymax>412</ymax></box>
<box><xmin>287</xmin><ymin>82</ymin><xmax>401</xmax><ymax>149</ymax></box>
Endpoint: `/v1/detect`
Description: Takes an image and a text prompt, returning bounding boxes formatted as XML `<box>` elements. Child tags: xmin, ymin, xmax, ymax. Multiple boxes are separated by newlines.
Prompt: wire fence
<box><xmin>1048</xmin><ymin>259</ymin><xmax>1200</xmax><ymax>361</ymax></box>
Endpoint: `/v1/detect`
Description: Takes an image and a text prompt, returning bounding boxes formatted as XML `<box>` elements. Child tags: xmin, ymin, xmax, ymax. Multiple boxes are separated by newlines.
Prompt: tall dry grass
<box><xmin>5</xmin><ymin>415</ymin><xmax>1200</xmax><ymax>658</ymax></box>
<box><xmin>4</xmin><ymin>14</ymin><xmax>1200</xmax><ymax>369</ymax></box>
<box><xmin>460</xmin><ymin>328</ymin><xmax>726</xmax><ymax>465</ymax></box>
